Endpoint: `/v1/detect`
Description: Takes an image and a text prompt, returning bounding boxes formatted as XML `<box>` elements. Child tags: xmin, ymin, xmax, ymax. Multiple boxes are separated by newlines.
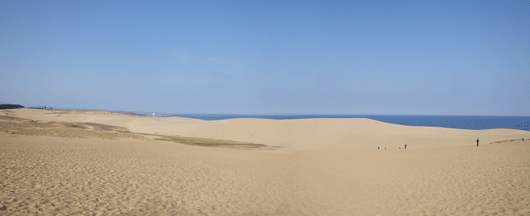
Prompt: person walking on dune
<box><xmin>476</xmin><ymin>138</ymin><xmax>479</xmax><ymax>147</ymax></box>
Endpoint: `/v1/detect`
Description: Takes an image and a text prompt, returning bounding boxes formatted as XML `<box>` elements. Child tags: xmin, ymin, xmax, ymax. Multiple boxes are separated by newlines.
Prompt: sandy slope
<box><xmin>6</xmin><ymin>109</ymin><xmax>529</xmax><ymax>150</ymax></box>
<box><xmin>0</xmin><ymin>135</ymin><xmax>297</xmax><ymax>215</ymax></box>
<box><xmin>1</xmin><ymin>108</ymin><xmax>530</xmax><ymax>215</ymax></box>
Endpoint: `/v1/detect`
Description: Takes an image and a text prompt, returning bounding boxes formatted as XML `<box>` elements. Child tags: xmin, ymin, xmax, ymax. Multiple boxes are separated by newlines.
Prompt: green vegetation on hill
<box><xmin>0</xmin><ymin>104</ymin><xmax>24</xmax><ymax>109</ymax></box>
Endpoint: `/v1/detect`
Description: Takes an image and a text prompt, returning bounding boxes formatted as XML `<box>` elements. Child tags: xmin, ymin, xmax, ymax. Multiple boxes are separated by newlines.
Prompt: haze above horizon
<box><xmin>1</xmin><ymin>0</ymin><xmax>529</xmax><ymax>115</ymax></box>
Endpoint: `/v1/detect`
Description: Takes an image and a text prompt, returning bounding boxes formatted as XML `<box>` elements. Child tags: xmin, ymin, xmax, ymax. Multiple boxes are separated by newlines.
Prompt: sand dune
<box><xmin>1</xmin><ymin>108</ymin><xmax>530</xmax><ymax>215</ymax></box>
<box><xmin>6</xmin><ymin>108</ymin><xmax>529</xmax><ymax>150</ymax></box>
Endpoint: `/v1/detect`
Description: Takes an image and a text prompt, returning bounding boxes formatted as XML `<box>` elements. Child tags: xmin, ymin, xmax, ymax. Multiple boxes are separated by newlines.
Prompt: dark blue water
<box><xmin>163</xmin><ymin>114</ymin><xmax>530</xmax><ymax>131</ymax></box>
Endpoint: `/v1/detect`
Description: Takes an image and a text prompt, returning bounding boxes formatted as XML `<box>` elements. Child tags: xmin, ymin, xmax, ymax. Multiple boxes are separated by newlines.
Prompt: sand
<box><xmin>1</xmin><ymin>108</ymin><xmax>530</xmax><ymax>215</ymax></box>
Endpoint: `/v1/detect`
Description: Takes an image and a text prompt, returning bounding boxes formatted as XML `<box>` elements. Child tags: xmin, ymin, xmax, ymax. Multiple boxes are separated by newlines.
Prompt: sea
<box><xmin>147</xmin><ymin>114</ymin><xmax>530</xmax><ymax>131</ymax></box>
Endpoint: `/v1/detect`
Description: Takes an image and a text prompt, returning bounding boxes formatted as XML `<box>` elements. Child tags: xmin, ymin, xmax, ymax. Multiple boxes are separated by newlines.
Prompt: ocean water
<box><xmin>163</xmin><ymin>114</ymin><xmax>530</xmax><ymax>131</ymax></box>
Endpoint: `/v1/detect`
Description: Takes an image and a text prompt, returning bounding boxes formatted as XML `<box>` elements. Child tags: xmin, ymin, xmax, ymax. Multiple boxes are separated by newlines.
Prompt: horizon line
<box><xmin>12</xmin><ymin>106</ymin><xmax>530</xmax><ymax>117</ymax></box>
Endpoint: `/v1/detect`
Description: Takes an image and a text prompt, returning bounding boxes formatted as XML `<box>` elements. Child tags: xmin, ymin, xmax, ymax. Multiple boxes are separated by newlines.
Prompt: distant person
<box><xmin>385</xmin><ymin>146</ymin><xmax>386</xmax><ymax>150</ymax></box>
<box><xmin>399</xmin><ymin>146</ymin><xmax>401</xmax><ymax>149</ymax></box>
<box><xmin>378</xmin><ymin>146</ymin><xmax>380</xmax><ymax>150</ymax></box>
<box><xmin>477</xmin><ymin>138</ymin><xmax>479</xmax><ymax>147</ymax></box>
<box><xmin>522</xmin><ymin>138</ymin><xmax>525</xmax><ymax>142</ymax></box>
<box><xmin>405</xmin><ymin>144</ymin><xmax>407</xmax><ymax>149</ymax></box>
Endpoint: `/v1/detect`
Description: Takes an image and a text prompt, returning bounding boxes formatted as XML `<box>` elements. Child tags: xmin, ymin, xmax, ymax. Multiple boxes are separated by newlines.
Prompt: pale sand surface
<box><xmin>1</xmin><ymin>108</ymin><xmax>530</xmax><ymax>215</ymax></box>
<box><xmin>6</xmin><ymin>108</ymin><xmax>529</xmax><ymax>150</ymax></box>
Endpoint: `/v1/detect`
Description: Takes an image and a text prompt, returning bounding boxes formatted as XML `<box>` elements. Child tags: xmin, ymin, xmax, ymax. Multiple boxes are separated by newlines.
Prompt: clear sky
<box><xmin>1</xmin><ymin>0</ymin><xmax>529</xmax><ymax>115</ymax></box>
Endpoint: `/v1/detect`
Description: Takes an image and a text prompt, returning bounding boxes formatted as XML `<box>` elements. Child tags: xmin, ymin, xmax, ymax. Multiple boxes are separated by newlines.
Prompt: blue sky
<box><xmin>1</xmin><ymin>0</ymin><xmax>529</xmax><ymax>115</ymax></box>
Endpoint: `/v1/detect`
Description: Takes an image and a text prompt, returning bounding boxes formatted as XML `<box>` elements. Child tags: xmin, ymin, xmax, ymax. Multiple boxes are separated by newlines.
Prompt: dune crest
<box><xmin>6</xmin><ymin>109</ymin><xmax>529</xmax><ymax>150</ymax></box>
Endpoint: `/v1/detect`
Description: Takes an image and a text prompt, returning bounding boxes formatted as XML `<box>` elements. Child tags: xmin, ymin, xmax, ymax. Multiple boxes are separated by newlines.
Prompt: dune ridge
<box><xmin>6</xmin><ymin>108</ymin><xmax>529</xmax><ymax>150</ymax></box>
